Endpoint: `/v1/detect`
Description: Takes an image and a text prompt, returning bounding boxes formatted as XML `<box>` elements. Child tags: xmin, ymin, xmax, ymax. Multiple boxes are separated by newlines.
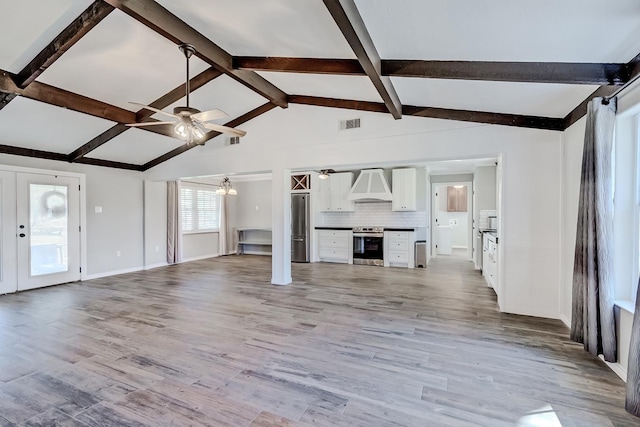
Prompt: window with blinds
<box><xmin>180</xmin><ymin>184</ymin><xmax>219</xmax><ymax>232</ymax></box>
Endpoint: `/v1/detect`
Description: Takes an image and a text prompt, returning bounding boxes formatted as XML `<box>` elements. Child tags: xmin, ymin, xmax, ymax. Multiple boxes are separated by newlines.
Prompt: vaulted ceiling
<box><xmin>1</xmin><ymin>0</ymin><xmax>639</xmax><ymax>171</ymax></box>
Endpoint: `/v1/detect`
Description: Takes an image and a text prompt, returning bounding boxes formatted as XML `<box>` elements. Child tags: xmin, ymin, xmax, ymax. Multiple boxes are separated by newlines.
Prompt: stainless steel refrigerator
<box><xmin>291</xmin><ymin>193</ymin><xmax>310</xmax><ymax>262</ymax></box>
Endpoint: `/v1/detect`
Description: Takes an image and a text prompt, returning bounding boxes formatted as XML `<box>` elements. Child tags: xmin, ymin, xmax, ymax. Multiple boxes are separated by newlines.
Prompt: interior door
<box><xmin>16</xmin><ymin>173</ymin><xmax>80</xmax><ymax>291</ymax></box>
<box><xmin>0</xmin><ymin>171</ymin><xmax>17</xmax><ymax>294</ymax></box>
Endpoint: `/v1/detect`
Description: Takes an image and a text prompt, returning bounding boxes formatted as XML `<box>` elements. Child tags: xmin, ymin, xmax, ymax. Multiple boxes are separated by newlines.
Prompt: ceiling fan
<box><xmin>126</xmin><ymin>43</ymin><xmax>246</xmax><ymax>144</ymax></box>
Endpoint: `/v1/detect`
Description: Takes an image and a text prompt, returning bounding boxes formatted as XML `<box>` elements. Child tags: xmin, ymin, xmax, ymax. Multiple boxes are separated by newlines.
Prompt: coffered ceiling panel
<box><xmin>155</xmin><ymin>0</ymin><xmax>356</xmax><ymax>58</ymax></box>
<box><xmin>0</xmin><ymin>0</ymin><xmax>93</xmax><ymax>73</ymax></box>
<box><xmin>151</xmin><ymin>75</ymin><xmax>269</xmax><ymax>123</ymax></box>
<box><xmin>392</xmin><ymin>78</ymin><xmax>599</xmax><ymax>118</ymax></box>
<box><xmin>258</xmin><ymin>73</ymin><xmax>383</xmax><ymax>103</ymax></box>
<box><xmin>37</xmin><ymin>9</ymin><xmax>210</xmax><ymax>111</ymax></box>
<box><xmin>0</xmin><ymin>97</ymin><xmax>115</xmax><ymax>153</ymax></box>
<box><xmin>356</xmin><ymin>0</ymin><xmax>640</xmax><ymax>62</ymax></box>
<box><xmin>86</xmin><ymin>128</ymin><xmax>184</xmax><ymax>165</ymax></box>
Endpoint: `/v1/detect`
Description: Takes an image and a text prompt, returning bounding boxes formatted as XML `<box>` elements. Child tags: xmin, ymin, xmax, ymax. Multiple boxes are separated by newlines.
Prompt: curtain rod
<box><xmin>603</xmin><ymin>69</ymin><xmax>640</xmax><ymax>105</ymax></box>
<box><xmin>181</xmin><ymin>180</ymin><xmax>221</xmax><ymax>188</ymax></box>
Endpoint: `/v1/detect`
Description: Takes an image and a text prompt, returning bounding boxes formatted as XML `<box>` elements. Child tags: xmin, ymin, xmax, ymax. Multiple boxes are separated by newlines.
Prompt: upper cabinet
<box><xmin>318</xmin><ymin>172</ymin><xmax>355</xmax><ymax>212</ymax></box>
<box><xmin>447</xmin><ymin>186</ymin><xmax>468</xmax><ymax>212</ymax></box>
<box><xmin>392</xmin><ymin>168</ymin><xmax>417</xmax><ymax>211</ymax></box>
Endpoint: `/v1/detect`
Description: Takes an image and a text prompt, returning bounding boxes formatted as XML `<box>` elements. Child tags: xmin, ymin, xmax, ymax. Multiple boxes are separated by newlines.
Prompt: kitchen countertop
<box><xmin>315</xmin><ymin>227</ymin><xmax>353</xmax><ymax>230</ymax></box>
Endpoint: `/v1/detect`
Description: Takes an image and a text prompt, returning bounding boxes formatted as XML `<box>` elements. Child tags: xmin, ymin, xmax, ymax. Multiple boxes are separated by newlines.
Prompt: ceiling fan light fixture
<box><xmin>192</xmin><ymin>126</ymin><xmax>204</xmax><ymax>140</ymax></box>
<box><xmin>318</xmin><ymin>170</ymin><xmax>330</xmax><ymax>180</ymax></box>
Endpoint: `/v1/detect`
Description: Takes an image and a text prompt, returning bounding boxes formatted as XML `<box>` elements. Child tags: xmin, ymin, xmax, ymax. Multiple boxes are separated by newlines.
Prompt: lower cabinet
<box><xmin>482</xmin><ymin>233</ymin><xmax>497</xmax><ymax>289</ymax></box>
<box><xmin>384</xmin><ymin>231</ymin><xmax>415</xmax><ymax>268</ymax></box>
<box><xmin>317</xmin><ymin>230</ymin><xmax>352</xmax><ymax>264</ymax></box>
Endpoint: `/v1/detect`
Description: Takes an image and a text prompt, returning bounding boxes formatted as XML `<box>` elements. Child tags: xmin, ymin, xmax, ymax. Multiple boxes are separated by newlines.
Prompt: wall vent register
<box><xmin>340</xmin><ymin>118</ymin><xmax>361</xmax><ymax>130</ymax></box>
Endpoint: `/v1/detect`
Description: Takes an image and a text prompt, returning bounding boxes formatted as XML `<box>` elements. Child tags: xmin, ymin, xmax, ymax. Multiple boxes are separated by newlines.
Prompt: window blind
<box><xmin>180</xmin><ymin>184</ymin><xmax>219</xmax><ymax>232</ymax></box>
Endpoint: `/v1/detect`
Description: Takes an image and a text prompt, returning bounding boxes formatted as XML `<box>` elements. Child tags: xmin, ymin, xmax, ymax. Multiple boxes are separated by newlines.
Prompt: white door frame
<box><xmin>0</xmin><ymin>164</ymin><xmax>87</xmax><ymax>288</ymax></box>
<box><xmin>430</xmin><ymin>181</ymin><xmax>473</xmax><ymax>260</ymax></box>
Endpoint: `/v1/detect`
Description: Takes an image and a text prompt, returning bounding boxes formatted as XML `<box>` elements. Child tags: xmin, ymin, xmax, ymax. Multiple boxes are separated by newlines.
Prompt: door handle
<box><xmin>292</xmin><ymin>238</ymin><xmax>304</xmax><ymax>242</ymax></box>
<box><xmin>19</xmin><ymin>233</ymin><xmax>26</xmax><ymax>238</ymax></box>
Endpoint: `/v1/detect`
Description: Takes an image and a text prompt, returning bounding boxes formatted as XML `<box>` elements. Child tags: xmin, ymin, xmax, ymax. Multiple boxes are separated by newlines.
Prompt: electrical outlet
<box><xmin>116</xmin><ymin>250</ymin><xmax>121</xmax><ymax>257</ymax></box>
<box><xmin>255</xmin><ymin>205</ymin><xmax>259</xmax><ymax>211</ymax></box>
<box><xmin>94</xmin><ymin>206</ymin><xmax>102</xmax><ymax>214</ymax></box>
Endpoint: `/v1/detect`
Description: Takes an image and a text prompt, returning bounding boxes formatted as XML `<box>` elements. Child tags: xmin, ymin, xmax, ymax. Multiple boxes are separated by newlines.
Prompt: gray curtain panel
<box><xmin>570</xmin><ymin>97</ymin><xmax>617</xmax><ymax>362</ymax></box>
<box><xmin>626</xmin><ymin>278</ymin><xmax>640</xmax><ymax>416</ymax></box>
<box><xmin>167</xmin><ymin>181</ymin><xmax>182</xmax><ymax>264</ymax></box>
<box><xmin>218</xmin><ymin>194</ymin><xmax>227</xmax><ymax>256</ymax></box>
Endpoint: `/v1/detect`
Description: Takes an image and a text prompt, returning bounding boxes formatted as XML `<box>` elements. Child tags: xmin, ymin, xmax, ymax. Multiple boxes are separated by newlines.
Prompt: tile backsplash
<box><xmin>321</xmin><ymin>202</ymin><xmax>428</xmax><ymax>228</ymax></box>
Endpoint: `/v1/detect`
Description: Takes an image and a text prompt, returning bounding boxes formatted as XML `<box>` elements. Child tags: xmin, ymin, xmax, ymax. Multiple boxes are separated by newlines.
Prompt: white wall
<box><xmin>147</xmin><ymin>105</ymin><xmax>564</xmax><ymax>319</ymax></box>
<box><xmin>144</xmin><ymin>180</ymin><xmax>167</xmax><ymax>268</ymax></box>
<box><xmin>0</xmin><ymin>154</ymin><xmax>145</xmax><ymax>277</ymax></box>
<box><xmin>233</xmin><ymin>180</ymin><xmax>272</xmax><ymax>228</ymax></box>
<box><xmin>183</xmin><ymin>232</ymin><xmax>219</xmax><ymax>261</ymax></box>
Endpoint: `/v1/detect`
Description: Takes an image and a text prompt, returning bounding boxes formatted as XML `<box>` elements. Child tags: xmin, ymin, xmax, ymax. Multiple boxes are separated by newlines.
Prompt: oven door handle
<box><xmin>353</xmin><ymin>233</ymin><xmax>384</xmax><ymax>238</ymax></box>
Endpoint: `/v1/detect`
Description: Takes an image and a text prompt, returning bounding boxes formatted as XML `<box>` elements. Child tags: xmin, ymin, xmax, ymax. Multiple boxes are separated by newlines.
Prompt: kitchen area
<box><xmin>290</xmin><ymin>167</ymin><xmax>429</xmax><ymax>269</ymax></box>
<box><xmin>229</xmin><ymin>159</ymin><xmax>498</xmax><ymax>288</ymax></box>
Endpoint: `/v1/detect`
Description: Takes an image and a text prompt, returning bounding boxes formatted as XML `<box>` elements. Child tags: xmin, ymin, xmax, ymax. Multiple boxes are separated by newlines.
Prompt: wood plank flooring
<box><xmin>0</xmin><ymin>255</ymin><xmax>638</xmax><ymax>426</ymax></box>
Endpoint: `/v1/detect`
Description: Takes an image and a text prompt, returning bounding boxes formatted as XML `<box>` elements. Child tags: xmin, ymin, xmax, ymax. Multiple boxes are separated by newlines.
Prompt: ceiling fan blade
<box><xmin>191</xmin><ymin>109</ymin><xmax>228</xmax><ymax>122</ymax></box>
<box><xmin>200</xmin><ymin>122</ymin><xmax>247</xmax><ymax>137</ymax></box>
<box><xmin>126</xmin><ymin>121</ymin><xmax>176</xmax><ymax>127</ymax></box>
<box><xmin>129</xmin><ymin>102</ymin><xmax>179</xmax><ymax>119</ymax></box>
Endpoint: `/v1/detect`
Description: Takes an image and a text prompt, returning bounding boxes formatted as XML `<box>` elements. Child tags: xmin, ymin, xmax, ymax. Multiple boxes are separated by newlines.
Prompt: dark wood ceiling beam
<box><xmin>383</xmin><ymin>60</ymin><xmax>627</xmax><ymax>85</ymax></box>
<box><xmin>233</xmin><ymin>57</ymin><xmax>364</xmax><ymax>75</ymax></box>
<box><xmin>323</xmin><ymin>0</ymin><xmax>402</xmax><ymax>119</ymax></box>
<box><xmin>289</xmin><ymin>95</ymin><xmax>388</xmax><ymax>114</ymax></box>
<box><xmin>103</xmin><ymin>0</ymin><xmax>288</xmax><ymax>108</ymax></box>
<box><xmin>14</xmin><ymin>1</ymin><xmax>114</xmax><ymax>88</ymax></box>
<box><xmin>289</xmin><ymin>95</ymin><xmax>564</xmax><ymax>131</ymax></box>
<box><xmin>404</xmin><ymin>105</ymin><xmax>565</xmax><ymax>131</ymax></box>
<box><xmin>234</xmin><ymin>57</ymin><xmax>628</xmax><ymax>86</ymax></box>
<box><xmin>75</xmin><ymin>157</ymin><xmax>142</xmax><ymax>171</ymax></box>
<box><xmin>142</xmin><ymin>102</ymin><xmax>277</xmax><ymax>171</ymax></box>
<box><xmin>0</xmin><ymin>143</ymin><xmax>142</xmax><ymax>171</ymax></box>
<box><xmin>562</xmin><ymin>52</ymin><xmax>640</xmax><ymax>129</ymax></box>
<box><xmin>0</xmin><ymin>70</ymin><xmax>135</xmax><ymax>123</ymax></box>
<box><xmin>69</xmin><ymin>68</ymin><xmax>222</xmax><ymax>161</ymax></box>
<box><xmin>0</xmin><ymin>92</ymin><xmax>17</xmax><ymax>111</ymax></box>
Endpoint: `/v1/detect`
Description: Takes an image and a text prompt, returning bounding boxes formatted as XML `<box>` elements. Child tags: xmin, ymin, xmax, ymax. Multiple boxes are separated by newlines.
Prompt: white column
<box><xmin>271</xmin><ymin>167</ymin><xmax>292</xmax><ymax>285</ymax></box>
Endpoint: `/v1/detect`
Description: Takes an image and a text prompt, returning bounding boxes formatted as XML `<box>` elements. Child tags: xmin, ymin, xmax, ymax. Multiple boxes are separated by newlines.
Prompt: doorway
<box><xmin>431</xmin><ymin>181</ymin><xmax>473</xmax><ymax>260</ymax></box>
<box><xmin>0</xmin><ymin>169</ymin><xmax>82</xmax><ymax>294</ymax></box>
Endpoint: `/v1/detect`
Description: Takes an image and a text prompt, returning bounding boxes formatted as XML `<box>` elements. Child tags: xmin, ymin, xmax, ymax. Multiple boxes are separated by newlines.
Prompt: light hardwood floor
<box><xmin>0</xmin><ymin>255</ymin><xmax>637</xmax><ymax>426</ymax></box>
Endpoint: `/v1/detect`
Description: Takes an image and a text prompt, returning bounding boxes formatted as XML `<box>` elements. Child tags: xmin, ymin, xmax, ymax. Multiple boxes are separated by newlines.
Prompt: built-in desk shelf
<box><xmin>237</xmin><ymin>228</ymin><xmax>272</xmax><ymax>255</ymax></box>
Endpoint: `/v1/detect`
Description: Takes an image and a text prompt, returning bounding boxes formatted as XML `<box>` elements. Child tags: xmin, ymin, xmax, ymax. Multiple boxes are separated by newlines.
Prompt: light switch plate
<box><xmin>95</xmin><ymin>206</ymin><xmax>102</xmax><ymax>213</ymax></box>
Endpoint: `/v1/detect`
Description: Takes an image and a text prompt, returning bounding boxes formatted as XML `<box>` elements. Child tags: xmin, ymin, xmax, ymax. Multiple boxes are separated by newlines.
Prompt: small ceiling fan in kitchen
<box><xmin>126</xmin><ymin>44</ymin><xmax>246</xmax><ymax>144</ymax></box>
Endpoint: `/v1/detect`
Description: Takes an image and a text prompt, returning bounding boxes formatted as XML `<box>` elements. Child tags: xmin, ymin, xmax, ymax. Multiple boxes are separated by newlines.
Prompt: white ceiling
<box><xmin>0</xmin><ymin>97</ymin><xmax>115</xmax><ymax>153</ymax></box>
<box><xmin>1</xmin><ymin>1</ymin><xmax>639</xmax><ymax>168</ymax></box>
<box><xmin>0</xmin><ymin>0</ymin><xmax>94</xmax><ymax>73</ymax></box>
<box><xmin>155</xmin><ymin>0</ymin><xmax>356</xmax><ymax>58</ymax></box>
<box><xmin>355</xmin><ymin>0</ymin><xmax>640</xmax><ymax>62</ymax></box>
<box><xmin>38</xmin><ymin>10</ymin><xmax>211</xmax><ymax>111</ymax></box>
<box><xmin>393</xmin><ymin>78</ymin><xmax>599</xmax><ymax>118</ymax></box>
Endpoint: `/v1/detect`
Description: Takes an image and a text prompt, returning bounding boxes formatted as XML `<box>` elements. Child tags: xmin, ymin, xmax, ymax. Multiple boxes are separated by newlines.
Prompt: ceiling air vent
<box><xmin>226</xmin><ymin>136</ymin><xmax>240</xmax><ymax>146</ymax></box>
<box><xmin>339</xmin><ymin>118</ymin><xmax>361</xmax><ymax>131</ymax></box>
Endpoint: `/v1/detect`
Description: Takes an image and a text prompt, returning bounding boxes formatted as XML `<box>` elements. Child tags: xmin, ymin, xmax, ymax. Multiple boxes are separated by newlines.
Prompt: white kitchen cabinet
<box><xmin>482</xmin><ymin>232</ymin><xmax>498</xmax><ymax>289</ymax></box>
<box><xmin>317</xmin><ymin>230</ymin><xmax>353</xmax><ymax>264</ymax></box>
<box><xmin>319</xmin><ymin>172</ymin><xmax>355</xmax><ymax>212</ymax></box>
<box><xmin>392</xmin><ymin>168</ymin><xmax>417</xmax><ymax>211</ymax></box>
<box><xmin>383</xmin><ymin>230</ymin><xmax>415</xmax><ymax>268</ymax></box>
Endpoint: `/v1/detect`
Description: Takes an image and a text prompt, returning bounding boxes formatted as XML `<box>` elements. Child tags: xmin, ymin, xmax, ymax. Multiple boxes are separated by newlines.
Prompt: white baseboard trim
<box><xmin>181</xmin><ymin>253</ymin><xmax>220</xmax><ymax>262</ymax></box>
<box><xmin>84</xmin><ymin>266</ymin><xmax>144</xmax><ymax>280</ymax></box>
<box><xmin>559</xmin><ymin>314</ymin><xmax>571</xmax><ymax>328</ymax></box>
<box><xmin>240</xmin><ymin>251</ymin><xmax>272</xmax><ymax>256</ymax></box>
<box><xmin>599</xmin><ymin>355</ymin><xmax>627</xmax><ymax>382</ymax></box>
<box><xmin>144</xmin><ymin>262</ymin><xmax>169</xmax><ymax>270</ymax></box>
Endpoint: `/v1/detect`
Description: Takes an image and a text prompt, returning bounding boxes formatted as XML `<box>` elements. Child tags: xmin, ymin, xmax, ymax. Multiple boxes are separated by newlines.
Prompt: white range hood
<box><xmin>347</xmin><ymin>169</ymin><xmax>393</xmax><ymax>202</ymax></box>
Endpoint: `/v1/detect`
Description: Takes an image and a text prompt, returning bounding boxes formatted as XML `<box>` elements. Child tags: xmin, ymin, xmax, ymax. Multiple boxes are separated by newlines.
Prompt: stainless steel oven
<box><xmin>353</xmin><ymin>226</ymin><xmax>384</xmax><ymax>266</ymax></box>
